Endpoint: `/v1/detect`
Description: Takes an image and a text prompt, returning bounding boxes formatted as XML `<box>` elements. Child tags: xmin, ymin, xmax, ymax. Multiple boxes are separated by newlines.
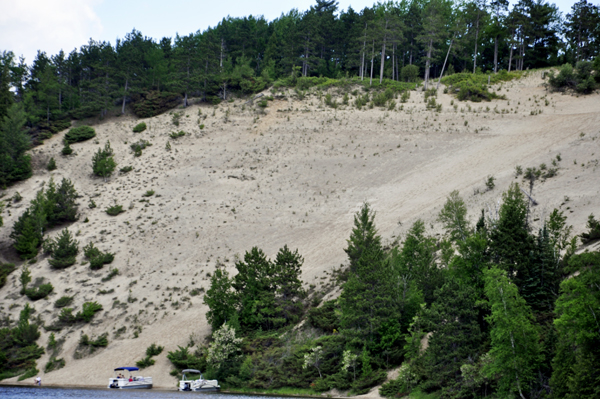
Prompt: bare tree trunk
<box><xmin>437</xmin><ymin>35</ymin><xmax>454</xmax><ymax>90</ymax></box>
<box><xmin>508</xmin><ymin>43</ymin><xmax>513</xmax><ymax>72</ymax></box>
<box><xmin>121</xmin><ymin>78</ymin><xmax>128</xmax><ymax>114</ymax></box>
<box><xmin>220</xmin><ymin>38</ymin><xmax>224</xmax><ymax>68</ymax></box>
<box><xmin>424</xmin><ymin>39</ymin><xmax>433</xmax><ymax>90</ymax></box>
<box><xmin>392</xmin><ymin>43</ymin><xmax>395</xmax><ymax>80</ymax></box>
<box><xmin>494</xmin><ymin>36</ymin><xmax>498</xmax><ymax>73</ymax></box>
<box><xmin>361</xmin><ymin>23</ymin><xmax>367</xmax><ymax>80</ymax></box>
<box><xmin>473</xmin><ymin>8</ymin><xmax>481</xmax><ymax>74</ymax></box>
<box><xmin>379</xmin><ymin>20</ymin><xmax>388</xmax><ymax>84</ymax></box>
<box><xmin>369</xmin><ymin>40</ymin><xmax>375</xmax><ymax>86</ymax></box>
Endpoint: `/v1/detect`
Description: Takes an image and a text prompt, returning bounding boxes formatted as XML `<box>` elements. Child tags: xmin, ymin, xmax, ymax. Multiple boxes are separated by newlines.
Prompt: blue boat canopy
<box><xmin>114</xmin><ymin>367</ymin><xmax>139</xmax><ymax>371</ymax></box>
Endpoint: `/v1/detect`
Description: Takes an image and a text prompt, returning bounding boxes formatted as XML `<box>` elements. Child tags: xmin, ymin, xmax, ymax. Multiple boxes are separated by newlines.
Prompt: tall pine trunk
<box><xmin>424</xmin><ymin>39</ymin><xmax>433</xmax><ymax>90</ymax></box>
<box><xmin>473</xmin><ymin>9</ymin><xmax>481</xmax><ymax>73</ymax></box>
<box><xmin>494</xmin><ymin>36</ymin><xmax>498</xmax><ymax>73</ymax></box>
<box><xmin>369</xmin><ymin>40</ymin><xmax>375</xmax><ymax>86</ymax></box>
<box><xmin>379</xmin><ymin>21</ymin><xmax>388</xmax><ymax>84</ymax></box>
<box><xmin>121</xmin><ymin>78</ymin><xmax>128</xmax><ymax>114</ymax></box>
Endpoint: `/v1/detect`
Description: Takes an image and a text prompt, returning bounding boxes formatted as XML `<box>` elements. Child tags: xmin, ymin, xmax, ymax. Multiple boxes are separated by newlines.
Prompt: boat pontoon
<box><xmin>178</xmin><ymin>369</ymin><xmax>220</xmax><ymax>392</ymax></box>
<box><xmin>108</xmin><ymin>366</ymin><xmax>152</xmax><ymax>389</ymax></box>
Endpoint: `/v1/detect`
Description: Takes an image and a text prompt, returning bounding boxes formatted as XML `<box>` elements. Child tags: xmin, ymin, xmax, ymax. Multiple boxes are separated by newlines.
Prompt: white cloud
<box><xmin>0</xmin><ymin>0</ymin><xmax>103</xmax><ymax>64</ymax></box>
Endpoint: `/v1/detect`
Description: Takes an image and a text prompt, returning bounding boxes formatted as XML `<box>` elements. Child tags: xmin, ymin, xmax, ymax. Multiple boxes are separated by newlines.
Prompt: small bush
<box><xmin>143</xmin><ymin>190</ymin><xmax>155</xmax><ymax>197</ymax></box>
<box><xmin>0</xmin><ymin>263</ymin><xmax>16</xmax><ymax>289</ymax></box>
<box><xmin>130</xmin><ymin>140</ymin><xmax>152</xmax><ymax>157</ymax></box>
<box><xmin>485</xmin><ymin>175</ymin><xmax>496</xmax><ymax>190</ymax></box>
<box><xmin>84</xmin><ymin>242</ymin><xmax>114</xmax><ymax>270</ymax></box>
<box><xmin>133</xmin><ymin>122</ymin><xmax>147</xmax><ymax>133</ymax></box>
<box><xmin>48</xmin><ymin>229</ymin><xmax>79</xmax><ymax>269</ymax></box>
<box><xmin>80</xmin><ymin>333</ymin><xmax>108</xmax><ymax>349</ymax></box>
<box><xmin>146</xmin><ymin>343</ymin><xmax>164</xmax><ymax>357</ymax></box>
<box><xmin>47</xmin><ymin>157</ymin><xmax>57</xmax><ymax>171</ymax></box>
<box><xmin>169</xmin><ymin>131</ymin><xmax>186</xmax><ymax>139</ymax></box>
<box><xmin>44</xmin><ymin>357</ymin><xmax>66</xmax><ymax>373</ymax></box>
<box><xmin>25</xmin><ymin>283</ymin><xmax>54</xmax><ymax>301</ymax></box>
<box><xmin>581</xmin><ymin>214</ymin><xmax>600</xmax><ymax>244</ymax></box>
<box><xmin>120</xmin><ymin>166</ymin><xmax>133</xmax><ymax>174</ymax></box>
<box><xmin>65</xmin><ymin>126</ymin><xmax>96</xmax><ymax>144</ymax></box>
<box><xmin>136</xmin><ymin>356</ymin><xmax>156</xmax><ymax>369</ymax></box>
<box><xmin>55</xmin><ymin>296</ymin><xmax>74</xmax><ymax>308</ymax></box>
<box><xmin>61</xmin><ymin>141</ymin><xmax>73</xmax><ymax>156</ymax></box>
<box><xmin>77</xmin><ymin>301</ymin><xmax>103</xmax><ymax>322</ymax></box>
<box><xmin>106</xmin><ymin>205</ymin><xmax>124</xmax><ymax>216</ymax></box>
<box><xmin>102</xmin><ymin>268</ymin><xmax>119</xmax><ymax>282</ymax></box>
<box><xmin>401</xmin><ymin>65</ymin><xmax>419</xmax><ymax>82</ymax></box>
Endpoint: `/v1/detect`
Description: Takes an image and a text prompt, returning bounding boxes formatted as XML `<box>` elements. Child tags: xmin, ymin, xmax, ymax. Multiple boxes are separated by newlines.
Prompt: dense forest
<box><xmin>189</xmin><ymin>189</ymin><xmax>600</xmax><ymax>399</ymax></box>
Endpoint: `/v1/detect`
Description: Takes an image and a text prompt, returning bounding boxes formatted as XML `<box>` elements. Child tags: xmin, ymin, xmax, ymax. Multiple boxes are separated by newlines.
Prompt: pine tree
<box><xmin>92</xmin><ymin>141</ymin><xmax>116</xmax><ymax>181</ymax></box>
<box><xmin>273</xmin><ymin>245</ymin><xmax>305</xmax><ymax>326</ymax></box>
<box><xmin>48</xmin><ymin>229</ymin><xmax>79</xmax><ymax>269</ymax></box>
<box><xmin>551</xmin><ymin>251</ymin><xmax>600</xmax><ymax>399</ymax></box>
<box><xmin>0</xmin><ymin>103</ymin><xmax>32</xmax><ymax>186</ymax></box>
<box><xmin>483</xmin><ymin>266</ymin><xmax>541</xmax><ymax>399</ymax></box>
<box><xmin>203</xmin><ymin>267</ymin><xmax>236</xmax><ymax>331</ymax></box>
<box><xmin>438</xmin><ymin>190</ymin><xmax>470</xmax><ymax>242</ymax></box>
<box><xmin>418</xmin><ymin>279</ymin><xmax>486</xmax><ymax>394</ymax></box>
<box><xmin>339</xmin><ymin>203</ymin><xmax>395</xmax><ymax>343</ymax></box>
<box><xmin>232</xmin><ymin>247</ymin><xmax>277</xmax><ymax>331</ymax></box>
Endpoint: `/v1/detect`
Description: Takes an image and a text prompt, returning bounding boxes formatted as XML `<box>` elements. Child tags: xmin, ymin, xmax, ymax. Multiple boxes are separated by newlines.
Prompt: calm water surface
<box><xmin>0</xmin><ymin>387</ymin><xmax>295</xmax><ymax>399</ymax></box>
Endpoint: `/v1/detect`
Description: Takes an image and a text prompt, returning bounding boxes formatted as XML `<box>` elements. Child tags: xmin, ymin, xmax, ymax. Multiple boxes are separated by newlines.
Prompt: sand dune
<box><xmin>1</xmin><ymin>70</ymin><xmax>599</xmax><ymax>391</ymax></box>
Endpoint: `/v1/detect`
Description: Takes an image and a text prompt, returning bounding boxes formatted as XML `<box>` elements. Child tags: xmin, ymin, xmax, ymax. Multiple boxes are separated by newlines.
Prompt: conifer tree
<box><xmin>48</xmin><ymin>229</ymin><xmax>79</xmax><ymax>269</ymax></box>
<box><xmin>339</xmin><ymin>203</ymin><xmax>395</xmax><ymax>343</ymax></box>
<box><xmin>204</xmin><ymin>267</ymin><xmax>236</xmax><ymax>331</ymax></box>
<box><xmin>273</xmin><ymin>245</ymin><xmax>305</xmax><ymax>325</ymax></box>
<box><xmin>92</xmin><ymin>141</ymin><xmax>116</xmax><ymax>181</ymax></box>
<box><xmin>232</xmin><ymin>247</ymin><xmax>277</xmax><ymax>331</ymax></box>
<box><xmin>0</xmin><ymin>103</ymin><xmax>31</xmax><ymax>186</ymax></box>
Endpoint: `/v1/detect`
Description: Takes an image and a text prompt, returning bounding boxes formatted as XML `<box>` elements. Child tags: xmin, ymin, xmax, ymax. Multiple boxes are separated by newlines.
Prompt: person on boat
<box><xmin>129</xmin><ymin>376</ymin><xmax>133</xmax><ymax>382</ymax></box>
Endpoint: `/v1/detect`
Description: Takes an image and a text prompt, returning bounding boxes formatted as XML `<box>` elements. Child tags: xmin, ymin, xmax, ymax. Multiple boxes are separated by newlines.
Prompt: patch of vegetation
<box><xmin>581</xmin><ymin>214</ymin><xmax>600</xmax><ymax>244</ymax></box>
<box><xmin>136</xmin><ymin>343</ymin><xmax>164</xmax><ymax>369</ymax></box>
<box><xmin>64</xmin><ymin>126</ymin><xmax>96</xmax><ymax>144</ymax></box>
<box><xmin>58</xmin><ymin>301</ymin><xmax>103</xmax><ymax>325</ymax></box>
<box><xmin>143</xmin><ymin>190</ymin><xmax>155</xmax><ymax>197</ymax></box>
<box><xmin>46</xmin><ymin>229</ymin><xmax>79</xmax><ymax>269</ymax></box>
<box><xmin>101</xmin><ymin>268</ymin><xmax>119</xmax><ymax>282</ymax></box>
<box><xmin>54</xmin><ymin>295</ymin><xmax>74</xmax><ymax>308</ymax></box>
<box><xmin>24</xmin><ymin>281</ymin><xmax>54</xmax><ymax>301</ymax></box>
<box><xmin>441</xmin><ymin>70</ymin><xmax>520</xmax><ymax>101</ymax></box>
<box><xmin>548</xmin><ymin>61</ymin><xmax>598</xmax><ymax>94</ymax></box>
<box><xmin>0</xmin><ymin>304</ymin><xmax>44</xmax><ymax>381</ymax></box>
<box><xmin>133</xmin><ymin>122</ymin><xmax>147</xmax><ymax>133</ymax></box>
<box><xmin>47</xmin><ymin>157</ymin><xmax>57</xmax><ymax>171</ymax></box>
<box><xmin>120</xmin><ymin>166</ymin><xmax>133</xmax><ymax>174</ymax></box>
<box><xmin>169</xmin><ymin>130</ymin><xmax>186</xmax><ymax>139</ymax></box>
<box><xmin>44</xmin><ymin>357</ymin><xmax>65</xmax><ymax>373</ymax></box>
<box><xmin>0</xmin><ymin>263</ymin><xmax>16</xmax><ymax>289</ymax></box>
<box><xmin>83</xmin><ymin>242</ymin><xmax>115</xmax><ymax>270</ymax></box>
<box><xmin>131</xmin><ymin>91</ymin><xmax>181</xmax><ymax>118</ymax></box>
<box><xmin>92</xmin><ymin>141</ymin><xmax>116</xmax><ymax>180</ymax></box>
<box><xmin>130</xmin><ymin>139</ymin><xmax>152</xmax><ymax>156</ymax></box>
<box><xmin>106</xmin><ymin>204</ymin><xmax>124</xmax><ymax>216</ymax></box>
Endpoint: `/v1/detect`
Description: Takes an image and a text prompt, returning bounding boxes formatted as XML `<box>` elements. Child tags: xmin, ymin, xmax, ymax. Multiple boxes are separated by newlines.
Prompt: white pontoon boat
<box><xmin>108</xmin><ymin>366</ymin><xmax>152</xmax><ymax>389</ymax></box>
<box><xmin>178</xmin><ymin>369</ymin><xmax>220</xmax><ymax>392</ymax></box>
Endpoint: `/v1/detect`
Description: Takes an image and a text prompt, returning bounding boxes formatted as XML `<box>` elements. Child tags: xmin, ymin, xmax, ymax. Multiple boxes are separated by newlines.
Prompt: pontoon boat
<box><xmin>178</xmin><ymin>369</ymin><xmax>220</xmax><ymax>392</ymax></box>
<box><xmin>108</xmin><ymin>367</ymin><xmax>152</xmax><ymax>389</ymax></box>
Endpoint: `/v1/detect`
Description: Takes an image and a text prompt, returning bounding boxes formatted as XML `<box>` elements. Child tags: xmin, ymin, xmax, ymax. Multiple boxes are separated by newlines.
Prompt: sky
<box><xmin>0</xmin><ymin>0</ymin><xmax>579</xmax><ymax>65</ymax></box>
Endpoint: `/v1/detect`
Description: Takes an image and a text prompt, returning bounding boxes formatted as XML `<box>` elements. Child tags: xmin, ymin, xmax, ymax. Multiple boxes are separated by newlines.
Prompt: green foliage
<box><xmin>132</xmin><ymin>122</ymin><xmax>147</xmax><ymax>133</ymax></box>
<box><xmin>307</xmin><ymin>300</ymin><xmax>339</xmax><ymax>333</ymax></box>
<box><xmin>204</xmin><ymin>267</ymin><xmax>236</xmax><ymax>331</ymax></box>
<box><xmin>441</xmin><ymin>71</ymin><xmax>519</xmax><ymax>102</ymax></box>
<box><xmin>146</xmin><ymin>343</ymin><xmax>164</xmax><ymax>357</ymax></box>
<box><xmin>136</xmin><ymin>356</ymin><xmax>155</xmax><ymax>369</ymax></box>
<box><xmin>437</xmin><ymin>190</ymin><xmax>470</xmax><ymax>242</ymax></box>
<box><xmin>44</xmin><ymin>357</ymin><xmax>65</xmax><ymax>373</ymax></box>
<box><xmin>105</xmin><ymin>204</ymin><xmax>124</xmax><ymax>216</ymax></box>
<box><xmin>79</xmin><ymin>333</ymin><xmax>108</xmax><ymax>349</ymax></box>
<box><xmin>207</xmin><ymin>323</ymin><xmax>243</xmax><ymax>370</ymax></box>
<box><xmin>64</xmin><ymin>126</ymin><xmax>96</xmax><ymax>144</ymax></box>
<box><xmin>401</xmin><ymin>65</ymin><xmax>420</xmax><ymax>83</ymax></box>
<box><xmin>131</xmin><ymin>91</ymin><xmax>181</xmax><ymax>118</ymax></box>
<box><xmin>339</xmin><ymin>203</ymin><xmax>395</xmax><ymax>343</ymax></box>
<box><xmin>169</xmin><ymin>130</ymin><xmax>186</xmax><ymax>139</ymax></box>
<box><xmin>101</xmin><ymin>268</ymin><xmax>119</xmax><ymax>282</ymax></box>
<box><xmin>0</xmin><ymin>304</ymin><xmax>44</xmax><ymax>380</ymax></box>
<box><xmin>130</xmin><ymin>139</ymin><xmax>151</xmax><ymax>156</ymax></box>
<box><xmin>581</xmin><ymin>214</ymin><xmax>600</xmax><ymax>244</ymax></box>
<box><xmin>0</xmin><ymin>103</ymin><xmax>32</xmax><ymax>186</ymax></box>
<box><xmin>92</xmin><ymin>141</ymin><xmax>116</xmax><ymax>179</ymax></box>
<box><xmin>83</xmin><ymin>242</ymin><xmax>114</xmax><ymax>270</ymax></box>
<box><xmin>24</xmin><ymin>282</ymin><xmax>54</xmax><ymax>301</ymax></box>
<box><xmin>47</xmin><ymin>228</ymin><xmax>78</xmax><ymax>269</ymax></box>
<box><xmin>483</xmin><ymin>267</ymin><xmax>541</xmax><ymax>398</ymax></box>
<box><xmin>46</xmin><ymin>157</ymin><xmax>57</xmax><ymax>171</ymax></box>
<box><xmin>167</xmin><ymin>346</ymin><xmax>207</xmax><ymax>373</ymax></box>
<box><xmin>61</xmin><ymin>140</ymin><xmax>73</xmax><ymax>155</ymax></box>
<box><xmin>120</xmin><ymin>166</ymin><xmax>133</xmax><ymax>174</ymax></box>
<box><xmin>77</xmin><ymin>301</ymin><xmax>103</xmax><ymax>322</ymax></box>
<box><xmin>54</xmin><ymin>295</ymin><xmax>73</xmax><ymax>308</ymax></box>
<box><xmin>0</xmin><ymin>263</ymin><xmax>16</xmax><ymax>289</ymax></box>
<box><xmin>551</xmin><ymin>251</ymin><xmax>600</xmax><ymax>398</ymax></box>
<box><xmin>549</xmin><ymin>62</ymin><xmax>597</xmax><ymax>94</ymax></box>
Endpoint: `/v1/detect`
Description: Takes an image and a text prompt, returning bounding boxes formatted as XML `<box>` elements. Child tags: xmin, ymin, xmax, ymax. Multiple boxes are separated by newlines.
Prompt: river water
<box><xmin>0</xmin><ymin>386</ymin><xmax>293</xmax><ymax>399</ymax></box>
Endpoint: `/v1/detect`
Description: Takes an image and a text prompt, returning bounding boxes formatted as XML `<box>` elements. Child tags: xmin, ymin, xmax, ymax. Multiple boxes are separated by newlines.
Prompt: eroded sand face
<box><xmin>1</xmin><ymin>70</ymin><xmax>599</xmax><ymax>390</ymax></box>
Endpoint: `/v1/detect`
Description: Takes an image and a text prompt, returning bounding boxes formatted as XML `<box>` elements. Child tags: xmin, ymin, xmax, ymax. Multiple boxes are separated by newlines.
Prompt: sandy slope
<box><xmin>1</xmin><ymin>70</ymin><xmax>599</xmax><ymax>392</ymax></box>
